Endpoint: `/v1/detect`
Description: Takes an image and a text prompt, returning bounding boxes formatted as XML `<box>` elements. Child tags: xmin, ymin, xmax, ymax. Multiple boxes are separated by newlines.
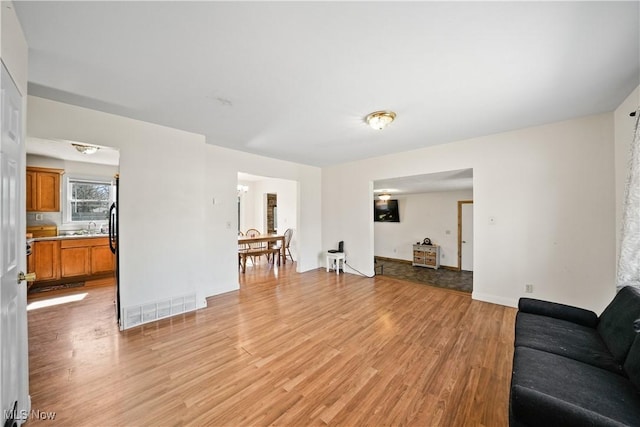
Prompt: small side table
<box><xmin>326</xmin><ymin>252</ymin><xmax>346</xmax><ymax>275</ymax></box>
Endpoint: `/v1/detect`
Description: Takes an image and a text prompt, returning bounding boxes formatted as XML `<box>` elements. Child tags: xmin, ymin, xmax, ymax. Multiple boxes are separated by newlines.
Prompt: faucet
<box><xmin>88</xmin><ymin>221</ymin><xmax>97</xmax><ymax>234</ymax></box>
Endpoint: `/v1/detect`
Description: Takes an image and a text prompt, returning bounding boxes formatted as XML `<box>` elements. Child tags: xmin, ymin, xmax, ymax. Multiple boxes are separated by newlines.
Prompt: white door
<box><xmin>1</xmin><ymin>63</ymin><xmax>29</xmax><ymax>425</ymax></box>
<box><xmin>461</xmin><ymin>202</ymin><xmax>474</xmax><ymax>271</ymax></box>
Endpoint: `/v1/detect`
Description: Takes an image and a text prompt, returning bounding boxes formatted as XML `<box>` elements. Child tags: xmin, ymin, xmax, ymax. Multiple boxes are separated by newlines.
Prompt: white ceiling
<box><xmin>27</xmin><ymin>137</ymin><xmax>120</xmax><ymax>166</ymax></box>
<box><xmin>374</xmin><ymin>168</ymin><xmax>473</xmax><ymax>195</ymax></box>
<box><xmin>14</xmin><ymin>1</ymin><xmax>640</xmax><ymax>167</ymax></box>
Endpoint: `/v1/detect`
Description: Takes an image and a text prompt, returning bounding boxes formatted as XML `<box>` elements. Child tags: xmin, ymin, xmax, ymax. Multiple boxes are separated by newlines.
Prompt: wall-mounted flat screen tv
<box><xmin>374</xmin><ymin>199</ymin><xmax>400</xmax><ymax>222</ymax></box>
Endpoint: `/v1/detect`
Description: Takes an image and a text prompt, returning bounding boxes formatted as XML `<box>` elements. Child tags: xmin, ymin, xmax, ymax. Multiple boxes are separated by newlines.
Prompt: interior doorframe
<box><xmin>457</xmin><ymin>200</ymin><xmax>473</xmax><ymax>271</ymax></box>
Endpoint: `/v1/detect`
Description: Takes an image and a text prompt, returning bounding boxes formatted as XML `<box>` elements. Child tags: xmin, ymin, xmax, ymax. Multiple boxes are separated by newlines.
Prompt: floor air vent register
<box><xmin>123</xmin><ymin>293</ymin><xmax>197</xmax><ymax>328</ymax></box>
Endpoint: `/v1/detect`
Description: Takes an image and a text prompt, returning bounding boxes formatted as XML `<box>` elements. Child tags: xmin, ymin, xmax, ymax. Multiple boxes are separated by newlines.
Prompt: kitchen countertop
<box><xmin>28</xmin><ymin>233</ymin><xmax>110</xmax><ymax>243</ymax></box>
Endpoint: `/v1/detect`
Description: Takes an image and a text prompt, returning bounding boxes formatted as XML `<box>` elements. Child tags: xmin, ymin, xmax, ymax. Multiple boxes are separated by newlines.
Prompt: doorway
<box><xmin>25</xmin><ymin>139</ymin><xmax>120</xmax><ymax>319</ymax></box>
<box><xmin>458</xmin><ymin>200</ymin><xmax>474</xmax><ymax>271</ymax></box>
<box><xmin>237</xmin><ymin>172</ymin><xmax>298</xmax><ymax>276</ymax></box>
<box><xmin>265</xmin><ymin>193</ymin><xmax>277</xmax><ymax>234</ymax></box>
<box><xmin>372</xmin><ymin>169</ymin><xmax>474</xmax><ymax>292</ymax></box>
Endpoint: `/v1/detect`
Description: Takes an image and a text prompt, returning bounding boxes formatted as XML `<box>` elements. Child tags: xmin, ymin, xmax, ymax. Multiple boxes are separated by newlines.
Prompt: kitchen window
<box><xmin>63</xmin><ymin>176</ymin><xmax>115</xmax><ymax>223</ymax></box>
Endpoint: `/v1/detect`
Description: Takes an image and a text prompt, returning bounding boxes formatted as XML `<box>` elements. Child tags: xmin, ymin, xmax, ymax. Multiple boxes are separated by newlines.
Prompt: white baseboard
<box><xmin>472</xmin><ymin>291</ymin><xmax>518</xmax><ymax>308</ymax></box>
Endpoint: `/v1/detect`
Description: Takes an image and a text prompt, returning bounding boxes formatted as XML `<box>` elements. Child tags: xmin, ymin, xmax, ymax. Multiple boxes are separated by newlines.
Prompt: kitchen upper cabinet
<box><xmin>26</xmin><ymin>169</ymin><xmax>35</xmax><ymax>211</ymax></box>
<box><xmin>32</xmin><ymin>240</ymin><xmax>61</xmax><ymax>281</ymax></box>
<box><xmin>26</xmin><ymin>166</ymin><xmax>64</xmax><ymax>212</ymax></box>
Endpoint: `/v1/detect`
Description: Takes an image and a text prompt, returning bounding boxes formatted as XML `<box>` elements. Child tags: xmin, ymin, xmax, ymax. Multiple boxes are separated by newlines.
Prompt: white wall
<box><xmin>1</xmin><ymin>1</ymin><xmax>28</xmax><ymax>96</ymax></box>
<box><xmin>237</xmin><ymin>180</ymin><xmax>254</xmax><ymax>232</ymax></box>
<box><xmin>614</xmin><ymin>86</ymin><xmax>640</xmax><ymax>261</ymax></box>
<box><xmin>26</xmin><ymin>96</ymin><xmax>322</xmax><ymax>326</ymax></box>
<box><xmin>374</xmin><ymin>190</ymin><xmax>473</xmax><ymax>268</ymax></box>
<box><xmin>323</xmin><ymin>114</ymin><xmax>615</xmax><ymax>313</ymax></box>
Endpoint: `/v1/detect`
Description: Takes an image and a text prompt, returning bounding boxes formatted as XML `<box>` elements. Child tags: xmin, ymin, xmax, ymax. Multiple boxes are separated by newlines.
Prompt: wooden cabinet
<box><xmin>27</xmin><ymin>225</ymin><xmax>57</xmax><ymax>238</ymax></box>
<box><xmin>60</xmin><ymin>237</ymin><xmax>113</xmax><ymax>279</ymax></box>
<box><xmin>412</xmin><ymin>244</ymin><xmax>440</xmax><ymax>270</ymax></box>
<box><xmin>26</xmin><ymin>170</ymin><xmax>35</xmax><ymax>211</ymax></box>
<box><xmin>29</xmin><ymin>237</ymin><xmax>114</xmax><ymax>284</ymax></box>
<box><xmin>91</xmin><ymin>245</ymin><xmax>115</xmax><ymax>275</ymax></box>
<box><xmin>60</xmin><ymin>246</ymin><xmax>91</xmax><ymax>278</ymax></box>
<box><xmin>31</xmin><ymin>240</ymin><xmax>61</xmax><ymax>281</ymax></box>
<box><xmin>26</xmin><ymin>167</ymin><xmax>64</xmax><ymax>212</ymax></box>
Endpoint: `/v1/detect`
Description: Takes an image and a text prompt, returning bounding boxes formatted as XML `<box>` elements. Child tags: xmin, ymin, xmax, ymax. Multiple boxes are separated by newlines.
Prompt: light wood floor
<box><xmin>27</xmin><ymin>260</ymin><xmax>516</xmax><ymax>426</ymax></box>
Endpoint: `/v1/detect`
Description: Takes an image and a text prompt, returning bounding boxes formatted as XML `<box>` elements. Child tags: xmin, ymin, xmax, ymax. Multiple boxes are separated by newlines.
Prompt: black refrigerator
<box><xmin>109</xmin><ymin>175</ymin><xmax>120</xmax><ymax>326</ymax></box>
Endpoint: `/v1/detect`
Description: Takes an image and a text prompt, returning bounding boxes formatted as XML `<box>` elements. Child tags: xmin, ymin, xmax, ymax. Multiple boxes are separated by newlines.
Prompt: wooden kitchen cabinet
<box><xmin>60</xmin><ymin>237</ymin><xmax>113</xmax><ymax>279</ymax></box>
<box><xmin>30</xmin><ymin>237</ymin><xmax>114</xmax><ymax>285</ymax></box>
<box><xmin>91</xmin><ymin>245</ymin><xmax>115</xmax><ymax>274</ymax></box>
<box><xmin>32</xmin><ymin>240</ymin><xmax>61</xmax><ymax>281</ymax></box>
<box><xmin>26</xmin><ymin>170</ymin><xmax>35</xmax><ymax>211</ymax></box>
<box><xmin>60</xmin><ymin>246</ymin><xmax>91</xmax><ymax>278</ymax></box>
<box><xmin>26</xmin><ymin>167</ymin><xmax>64</xmax><ymax>212</ymax></box>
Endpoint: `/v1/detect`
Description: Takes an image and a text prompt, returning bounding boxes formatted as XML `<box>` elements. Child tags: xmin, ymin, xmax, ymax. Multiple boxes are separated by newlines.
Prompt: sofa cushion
<box><xmin>623</xmin><ymin>333</ymin><xmax>640</xmax><ymax>390</ymax></box>
<box><xmin>515</xmin><ymin>312</ymin><xmax>623</xmax><ymax>374</ymax></box>
<box><xmin>518</xmin><ymin>297</ymin><xmax>598</xmax><ymax>328</ymax></box>
<box><xmin>510</xmin><ymin>347</ymin><xmax>640</xmax><ymax>427</ymax></box>
<box><xmin>597</xmin><ymin>286</ymin><xmax>640</xmax><ymax>362</ymax></box>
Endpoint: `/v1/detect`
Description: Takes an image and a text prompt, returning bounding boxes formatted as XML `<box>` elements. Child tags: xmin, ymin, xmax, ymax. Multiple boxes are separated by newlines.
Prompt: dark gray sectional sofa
<box><xmin>510</xmin><ymin>286</ymin><xmax>640</xmax><ymax>426</ymax></box>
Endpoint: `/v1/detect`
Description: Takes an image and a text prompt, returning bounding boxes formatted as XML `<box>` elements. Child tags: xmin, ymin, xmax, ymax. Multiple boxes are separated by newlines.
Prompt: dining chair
<box><xmin>245</xmin><ymin>228</ymin><xmax>264</xmax><ymax>264</ymax></box>
<box><xmin>238</xmin><ymin>230</ymin><xmax>248</xmax><ymax>269</ymax></box>
<box><xmin>270</xmin><ymin>228</ymin><xmax>294</xmax><ymax>263</ymax></box>
<box><xmin>245</xmin><ymin>228</ymin><xmax>262</xmax><ymax>245</ymax></box>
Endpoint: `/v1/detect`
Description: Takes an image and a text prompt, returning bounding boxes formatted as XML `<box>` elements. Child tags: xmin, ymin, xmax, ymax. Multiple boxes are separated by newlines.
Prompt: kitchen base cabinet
<box><xmin>32</xmin><ymin>240</ymin><xmax>61</xmax><ymax>281</ymax></box>
<box><xmin>30</xmin><ymin>237</ymin><xmax>114</xmax><ymax>286</ymax></box>
<box><xmin>60</xmin><ymin>237</ymin><xmax>113</xmax><ymax>278</ymax></box>
<box><xmin>60</xmin><ymin>247</ymin><xmax>91</xmax><ymax>278</ymax></box>
<box><xmin>91</xmin><ymin>245</ymin><xmax>115</xmax><ymax>275</ymax></box>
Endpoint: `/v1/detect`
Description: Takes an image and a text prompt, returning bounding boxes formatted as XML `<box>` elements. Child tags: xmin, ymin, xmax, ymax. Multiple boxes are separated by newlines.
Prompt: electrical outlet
<box><xmin>35</xmin><ymin>213</ymin><xmax>43</xmax><ymax>221</ymax></box>
<box><xmin>525</xmin><ymin>284</ymin><xmax>533</xmax><ymax>293</ymax></box>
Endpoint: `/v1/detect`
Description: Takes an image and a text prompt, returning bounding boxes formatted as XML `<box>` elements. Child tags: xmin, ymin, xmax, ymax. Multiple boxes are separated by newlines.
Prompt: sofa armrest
<box><xmin>518</xmin><ymin>298</ymin><xmax>598</xmax><ymax>328</ymax></box>
<box><xmin>510</xmin><ymin>384</ymin><xmax>634</xmax><ymax>427</ymax></box>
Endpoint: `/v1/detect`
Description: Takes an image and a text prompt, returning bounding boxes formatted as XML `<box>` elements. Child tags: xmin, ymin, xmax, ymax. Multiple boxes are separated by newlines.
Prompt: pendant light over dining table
<box><xmin>366</xmin><ymin>110</ymin><xmax>396</xmax><ymax>130</ymax></box>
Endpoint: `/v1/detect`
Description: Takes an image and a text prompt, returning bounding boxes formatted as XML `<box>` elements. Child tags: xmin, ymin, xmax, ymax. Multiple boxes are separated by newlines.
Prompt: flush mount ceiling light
<box><xmin>366</xmin><ymin>111</ymin><xmax>396</xmax><ymax>130</ymax></box>
<box><xmin>378</xmin><ymin>193</ymin><xmax>391</xmax><ymax>201</ymax></box>
<box><xmin>72</xmin><ymin>143</ymin><xmax>99</xmax><ymax>155</ymax></box>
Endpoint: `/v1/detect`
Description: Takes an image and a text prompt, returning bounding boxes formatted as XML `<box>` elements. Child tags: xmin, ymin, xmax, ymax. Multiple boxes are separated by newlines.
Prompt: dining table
<box><xmin>238</xmin><ymin>234</ymin><xmax>286</xmax><ymax>271</ymax></box>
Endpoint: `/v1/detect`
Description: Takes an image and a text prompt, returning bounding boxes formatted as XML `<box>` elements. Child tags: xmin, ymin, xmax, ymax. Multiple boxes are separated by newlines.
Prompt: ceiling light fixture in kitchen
<box><xmin>378</xmin><ymin>193</ymin><xmax>391</xmax><ymax>201</ymax></box>
<box><xmin>72</xmin><ymin>143</ymin><xmax>100</xmax><ymax>155</ymax></box>
<box><xmin>366</xmin><ymin>111</ymin><xmax>396</xmax><ymax>130</ymax></box>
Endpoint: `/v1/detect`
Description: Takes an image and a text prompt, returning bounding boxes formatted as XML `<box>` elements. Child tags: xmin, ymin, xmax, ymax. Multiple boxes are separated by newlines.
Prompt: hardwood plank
<box><xmin>27</xmin><ymin>260</ymin><xmax>516</xmax><ymax>426</ymax></box>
